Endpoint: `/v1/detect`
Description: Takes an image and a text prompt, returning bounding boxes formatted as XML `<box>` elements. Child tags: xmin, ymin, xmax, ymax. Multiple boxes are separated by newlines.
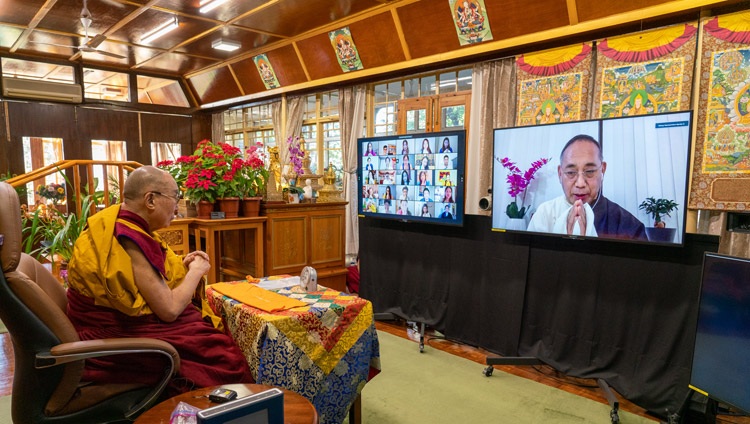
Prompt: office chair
<box><xmin>0</xmin><ymin>181</ymin><xmax>180</xmax><ymax>423</ymax></box>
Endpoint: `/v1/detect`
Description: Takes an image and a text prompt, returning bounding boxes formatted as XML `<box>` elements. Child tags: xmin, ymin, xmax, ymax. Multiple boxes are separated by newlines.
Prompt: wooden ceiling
<box><xmin>0</xmin><ymin>0</ymin><xmax>744</xmax><ymax>110</ymax></box>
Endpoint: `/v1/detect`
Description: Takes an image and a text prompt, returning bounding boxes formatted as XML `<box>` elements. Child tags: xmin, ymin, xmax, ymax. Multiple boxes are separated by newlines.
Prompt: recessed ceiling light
<box><xmin>141</xmin><ymin>16</ymin><xmax>179</xmax><ymax>44</ymax></box>
<box><xmin>199</xmin><ymin>0</ymin><xmax>229</xmax><ymax>14</ymax></box>
<box><xmin>212</xmin><ymin>39</ymin><xmax>241</xmax><ymax>52</ymax></box>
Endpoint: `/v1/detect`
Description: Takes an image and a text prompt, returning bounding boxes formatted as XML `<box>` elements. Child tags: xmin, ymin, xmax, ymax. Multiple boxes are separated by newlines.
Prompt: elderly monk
<box><xmin>66</xmin><ymin>166</ymin><xmax>253</xmax><ymax>395</ymax></box>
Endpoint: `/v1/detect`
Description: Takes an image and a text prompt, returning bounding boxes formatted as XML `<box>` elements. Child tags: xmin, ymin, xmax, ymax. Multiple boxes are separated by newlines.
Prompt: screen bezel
<box><xmin>357</xmin><ymin>130</ymin><xmax>466</xmax><ymax>226</ymax></box>
<box><xmin>689</xmin><ymin>252</ymin><xmax>750</xmax><ymax>415</ymax></box>
<box><xmin>490</xmin><ymin>110</ymin><xmax>693</xmax><ymax>246</ymax></box>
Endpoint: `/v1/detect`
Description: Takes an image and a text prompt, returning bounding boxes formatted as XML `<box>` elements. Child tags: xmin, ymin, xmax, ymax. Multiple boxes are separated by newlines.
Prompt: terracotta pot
<box><xmin>242</xmin><ymin>197</ymin><xmax>262</xmax><ymax>217</ymax></box>
<box><xmin>196</xmin><ymin>200</ymin><xmax>215</xmax><ymax>219</ymax></box>
<box><xmin>217</xmin><ymin>197</ymin><xmax>240</xmax><ymax>218</ymax></box>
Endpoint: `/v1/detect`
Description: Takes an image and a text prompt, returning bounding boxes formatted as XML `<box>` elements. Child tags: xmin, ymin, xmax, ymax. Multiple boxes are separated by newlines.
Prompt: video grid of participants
<box><xmin>361</xmin><ymin>135</ymin><xmax>458</xmax><ymax>220</ymax></box>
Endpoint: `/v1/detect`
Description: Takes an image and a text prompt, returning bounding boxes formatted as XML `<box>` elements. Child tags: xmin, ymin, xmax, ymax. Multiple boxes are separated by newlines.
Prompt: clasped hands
<box><xmin>183</xmin><ymin>250</ymin><xmax>211</xmax><ymax>275</ymax></box>
<box><xmin>566</xmin><ymin>199</ymin><xmax>587</xmax><ymax>236</ymax></box>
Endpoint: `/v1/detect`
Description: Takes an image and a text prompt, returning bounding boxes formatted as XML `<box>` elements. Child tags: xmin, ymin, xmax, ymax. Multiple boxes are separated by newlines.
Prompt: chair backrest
<box><xmin>0</xmin><ymin>182</ymin><xmax>85</xmax><ymax>419</ymax></box>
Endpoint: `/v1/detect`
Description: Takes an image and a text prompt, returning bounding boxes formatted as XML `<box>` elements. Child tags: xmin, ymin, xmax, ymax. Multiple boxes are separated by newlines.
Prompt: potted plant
<box><xmin>639</xmin><ymin>197</ymin><xmax>679</xmax><ymax>242</ymax></box>
<box><xmin>495</xmin><ymin>156</ymin><xmax>550</xmax><ymax>229</ymax></box>
<box><xmin>183</xmin><ymin>139</ymin><xmax>245</xmax><ymax>218</ymax></box>
<box><xmin>237</xmin><ymin>142</ymin><xmax>269</xmax><ymax>216</ymax></box>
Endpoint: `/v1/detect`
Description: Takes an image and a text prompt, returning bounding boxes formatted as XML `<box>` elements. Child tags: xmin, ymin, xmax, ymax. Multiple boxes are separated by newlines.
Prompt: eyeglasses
<box><xmin>562</xmin><ymin>167</ymin><xmax>601</xmax><ymax>181</ymax></box>
<box><xmin>150</xmin><ymin>191</ymin><xmax>180</xmax><ymax>202</ymax></box>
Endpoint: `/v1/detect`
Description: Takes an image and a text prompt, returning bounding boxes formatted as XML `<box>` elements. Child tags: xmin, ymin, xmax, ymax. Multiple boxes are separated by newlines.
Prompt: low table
<box><xmin>134</xmin><ymin>383</ymin><xmax>318</xmax><ymax>424</ymax></box>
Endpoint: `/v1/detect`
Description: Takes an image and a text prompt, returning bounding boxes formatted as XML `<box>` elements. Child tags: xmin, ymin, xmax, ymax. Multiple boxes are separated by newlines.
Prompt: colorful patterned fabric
<box><xmin>206</xmin><ymin>282</ymin><xmax>381</xmax><ymax>424</ymax></box>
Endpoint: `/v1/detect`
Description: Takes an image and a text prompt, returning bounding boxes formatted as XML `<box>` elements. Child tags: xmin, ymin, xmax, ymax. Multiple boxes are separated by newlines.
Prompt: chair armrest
<box><xmin>36</xmin><ymin>338</ymin><xmax>180</xmax><ymax>419</ymax></box>
<box><xmin>37</xmin><ymin>337</ymin><xmax>180</xmax><ymax>372</ymax></box>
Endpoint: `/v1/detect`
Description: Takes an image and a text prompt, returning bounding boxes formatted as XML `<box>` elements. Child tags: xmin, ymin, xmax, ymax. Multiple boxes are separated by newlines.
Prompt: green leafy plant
<box><xmin>639</xmin><ymin>197</ymin><xmax>679</xmax><ymax>228</ymax></box>
<box><xmin>1</xmin><ymin>172</ymin><xmax>28</xmax><ymax>198</ymax></box>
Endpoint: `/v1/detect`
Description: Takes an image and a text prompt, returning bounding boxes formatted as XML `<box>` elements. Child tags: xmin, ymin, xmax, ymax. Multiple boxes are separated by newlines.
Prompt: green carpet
<box><xmin>0</xmin><ymin>395</ymin><xmax>10</xmax><ymax>424</ymax></box>
<box><xmin>350</xmin><ymin>330</ymin><xmax>657</xmax><ymax>424</ymax></box>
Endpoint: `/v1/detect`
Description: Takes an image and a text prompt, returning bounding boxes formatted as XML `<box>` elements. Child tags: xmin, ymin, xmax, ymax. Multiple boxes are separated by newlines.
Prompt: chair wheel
<box><xmin>483</xmin><ymin>366</ymin><xmax>494</xmax><ymax>377</ymax></box>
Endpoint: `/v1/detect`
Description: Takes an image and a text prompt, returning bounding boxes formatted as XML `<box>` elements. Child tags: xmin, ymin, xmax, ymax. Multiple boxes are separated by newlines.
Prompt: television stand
<box><xmin>484</xmin><ymin>356</ymin><xmax>621</xmax><ymax>423</ymax></box>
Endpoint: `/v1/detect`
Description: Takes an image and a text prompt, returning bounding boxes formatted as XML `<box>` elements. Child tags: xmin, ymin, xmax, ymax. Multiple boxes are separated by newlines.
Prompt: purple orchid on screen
<box><xmin>496</xmin><ymin>156</ymin><xmax>550</xmax><ymax>219</ymax></box>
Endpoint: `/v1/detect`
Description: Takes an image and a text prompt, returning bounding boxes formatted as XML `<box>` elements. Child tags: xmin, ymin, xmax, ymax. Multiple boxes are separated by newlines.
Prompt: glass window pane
<box><xmin>387</xmin><ymin>81</ymin><xmax>401</xmax><ymax>101</ymax></box>
<box><xmin>2</xmin><ymin>58</ymin><xmax>75</xmax><ymax>83</ymax></box>
<box><xmin>457</xmin><ymin>68</ymin><xmax>472</xmax><ymax>91</ymax></box>
<box><xmin>136</xmin><ymin>75</ymin><xmax>189</xmax><ymax>107</ymax></box>
<box><xmin>84</xmin><ymin>68</ymin><xmax>130</xmax><ymax>102</ymax></box>
<box><xmin>404</xmin><ymin>78</ymin><xmax>419</xmax><ymax>98</ymax></box>
<box><xmin>421</xmin><ymin>75</ymin><xmax>436</xmax><ymax>96</ymax></box>
<box><xmin>374</xmin><ymin>83</ymin><xmax>387</xmax><ymax>104</ymax></box>
<box><xmin>439</xmin><ymin>71</ymin><xmax>457</xmax><ymax>93</ymax></box>
<box><xmin>441</xmin><ymin>105</ymin><xmax>465</xmax><ymax>129</ymax></box>
<box><xmin>304</xmin><ymin>95</ymin><xmax>317</xmax><ymax>120</ymax></box>
<box><xmin>321</xmin><ymin>91</ymin><xmax>339</xmax><ymax>117</ymax></box>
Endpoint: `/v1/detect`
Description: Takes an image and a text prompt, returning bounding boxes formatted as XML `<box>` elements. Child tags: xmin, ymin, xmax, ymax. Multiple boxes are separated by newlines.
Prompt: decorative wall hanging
<box><xmin>449</xmin><ymin>0</ymin><xmax>493</xmax><ymax>45</ymax></box>
<box><xmin>593</xmin><ymin>23</ymin><xmax>697</xmax><ymax>118</ymax></box>
<box><xmin>515</xmin><ymin>43</ymin><xmax>592</xmax><ymax>126</ymax></box>
<box><xmin>253</xmin><ymin>54</ymin><xmax>280</xmax><ymax>90</ymax></box>
<box><xmin>329</xmin><ymin>27</ymin><xmax>364</xmax><ymax>72</ymax></box>
<box><xmin>690</xmin><ymin>11</ymin><xmax>750</xmax><ymax>211</ymax></box>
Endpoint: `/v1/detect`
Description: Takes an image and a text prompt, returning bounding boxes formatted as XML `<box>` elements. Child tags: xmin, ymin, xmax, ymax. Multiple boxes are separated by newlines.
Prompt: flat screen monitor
<box><xmin>357</xmin><ymin>130</ymin><xmax>466</xmax><ymax>226</ymax></box>
<box><xmin>490</xmin><ymin>110</ymin><xmax>693</xmax><ymax>246</ymax></box>
<box><xmin>689</xmin><ymin>252</ymin><xmax>750</xmax><ymax>414</ymax></box>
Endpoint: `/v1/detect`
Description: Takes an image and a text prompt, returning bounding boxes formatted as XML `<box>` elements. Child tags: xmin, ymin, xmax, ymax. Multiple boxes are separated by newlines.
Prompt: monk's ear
<box><xmin>601</xmin><ymin>161</ymin><xmax>607</xmax><ymax>175</ymax></box>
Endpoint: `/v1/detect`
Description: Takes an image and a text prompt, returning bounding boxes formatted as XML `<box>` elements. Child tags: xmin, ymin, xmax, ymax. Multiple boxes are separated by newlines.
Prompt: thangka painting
<box><xmin>329</xmin><ymin>27</ymin><xmax>364</xmax><ymax>72</ymax></box>
<box><xmin>515</xmin><ymin>43</ymin><xmax>593</xmax><ymax>126</ymax></box>
<box><xmin>449</xmin><ymin>0</ymin><xmax>493</xmax><ymax>45</ymax></box>
<box><xmin>594</xmin><ymin>23</ymin><xmax>697</xmax><ymax>118</ymax></box>
<box><xmin>253</xmin><ymin>54</ymin><xmax>280</xmax><ymax>90</ymax></box>
<box><xmin>690</xmin><ymin>11</ymin><xmax>750</xmax><ymax>210</ymax></box>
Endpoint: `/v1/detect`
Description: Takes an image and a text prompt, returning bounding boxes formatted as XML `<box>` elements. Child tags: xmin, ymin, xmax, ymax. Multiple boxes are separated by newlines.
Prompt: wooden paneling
<box><xmin>268</xmin><ymin>215</ymin><xmax>309</xmax><ymax>272</ymax></box>
<box><xmin>262</xmin><ymin>202</ymin><xmax>348</xmax><ymax>292</ymax></box>
<box><xmin>140</xmin><ymin>113</ymin><xmax>192</xmax><ymax>143</ymax></box>
<box><xmin>188</xmin><ymin>66</ymin><xmax>243</xmax><ymax>105</ymax></box>
<box><xmin>137</xmin><ymin>52</ymin><xmax>219</xmax><ymax>76</ymax></box>
<box><xmin>310</xmin><ymin>213</ymin><xmax>344</xmax><ymax>267</ymax></box>
<box><xmin>266</xmin><ymin>44</ymin><xmax>308</xmax><ymax>87</ymax></box>
<box><xmin>483</xmin><ymin>0</ymin><xmax>570</xmax><ymax>39</ymax></box>
<box><xmin>77</xmin><ymin>108</ymin><xmax>139</xmax><ymax>143</ymax></box>
<box><xmin>396</xmin><ymin>1</ymin><xmax>461</xmax><ymax>58</ymax></box>
<box><xmin>233</xmin><ymin>57</ymin><xmax>271</xmax><ymax>96</ymax></box>
<box><xmin>576</xmin><ymin>0</ymin><xmax>674</xmax><ymax>22</ymax></box>
<box><xmin>348</xmin><ymin>12</ymin><xmax>407</xmax><ymax>69</ymax></box>
<box><xmin>296</xmin><ymin>34</ymin><xmax>346</xmax><ymax>81</ymax></box>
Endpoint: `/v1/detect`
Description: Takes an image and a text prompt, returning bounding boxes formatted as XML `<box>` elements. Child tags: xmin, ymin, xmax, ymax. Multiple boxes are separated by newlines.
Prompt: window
<box><xmin>223</xmin><ymin>103</ymin><xmax>276</xmax><ymax>154</ymax></box>
<box><xmin>302</xmin><ymin>91</ymin><xmax>341</xmax><ymax>181</ymax></box>
<box><xmin>151</xmin><ymin>142</ymin><xmax>182</xmax><ymax>165</ymax></box>
<box><xmin>137</xmin><ymin>75</ymin><xmax>190</xmax><ymax>107</ymax></box>
<box><xmin>371</xmin><ymin>67</ymin><xmax>472</xmax><ymax>136</ymax></box>
<box><xmin>84</xmin><ymin>68</ymin><xmax>129</xmax><ymax>102</ymax></box>
<box><xmin>22</xmin><ymin>137</ymin><xmax>65</xmax><ymax>205</ymax></box>
<box><xmin>92</xmin><ymin>140</ymin><xmax>127</xmax><ymax>201</ymax></box>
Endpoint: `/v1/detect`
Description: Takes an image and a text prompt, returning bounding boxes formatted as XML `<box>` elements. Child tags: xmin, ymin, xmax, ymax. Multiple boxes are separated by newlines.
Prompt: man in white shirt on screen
<box><xmin>527</xmin><ymin>134</ymin><xmax>646</xmax><ymax>239</ymax></box>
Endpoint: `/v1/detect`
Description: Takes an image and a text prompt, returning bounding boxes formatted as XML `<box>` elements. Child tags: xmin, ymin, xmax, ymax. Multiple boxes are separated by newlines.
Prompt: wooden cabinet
<box><xmin>155</xmin><ymin>218</ymin><xmax>190</xmax><ymax>255</ymax></box>
<box><xmin>261</xmin><ymin>202</ymin><xmax>348</xmax><ymax>292</ymax></box>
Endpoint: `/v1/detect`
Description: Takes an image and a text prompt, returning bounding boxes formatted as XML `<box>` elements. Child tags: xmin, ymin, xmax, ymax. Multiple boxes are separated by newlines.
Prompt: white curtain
<box><xmin>212</xmin><ymin>112</ymin><xmax>225</xmax><ymax>144</ymax></box>
<box><xmin>339</xmin><ymin>85</ymin><xmax>367</xmax><ymax>256</ymax></box>
<box><xmin>281</xmin><ymin>96</ymin><xmax>304</xmax><ymax>168</ymax></box>
<box><xmin>466</xmin><ymin>58</ymin><xmax>516</xmax><ymax>216</ymax></box>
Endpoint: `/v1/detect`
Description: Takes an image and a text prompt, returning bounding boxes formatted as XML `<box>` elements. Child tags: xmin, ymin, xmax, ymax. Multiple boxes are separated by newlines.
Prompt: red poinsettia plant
<box><xmin>181</xmin><ymin>139</ymin><xmax>244</xmax><ymax>204</ymax></box>
<box><xmin>236</xmin><ymin>142</ymin><xmax>270</xmax><ymax>198</ymax></box>
<box><xmin>496</xmin><ymin>156</ymin><xmax>550</xmax><ymax>219</ymax></box>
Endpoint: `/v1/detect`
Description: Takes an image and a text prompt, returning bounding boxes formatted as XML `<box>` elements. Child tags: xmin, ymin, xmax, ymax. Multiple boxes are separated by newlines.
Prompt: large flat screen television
<box><xmin>357</xmin><ymin>130</ymin><xmax>465</xmax><ymax>226</ymax></box>
<box><xmin>490</xmin><ymin>110</ymin><xmax>693</xmax><ymax>246</ymax></box>
<box><xmin>689</xmin><ymin>252</ymin><xmax>750</xmax><ymax>414</ymax></box>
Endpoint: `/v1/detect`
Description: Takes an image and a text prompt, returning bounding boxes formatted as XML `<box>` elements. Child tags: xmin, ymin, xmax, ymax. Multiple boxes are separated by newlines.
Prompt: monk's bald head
<box><xmin>123</xmin><ymin>166</ymin><xmax>173</xmax><ymax>201</ymax></box>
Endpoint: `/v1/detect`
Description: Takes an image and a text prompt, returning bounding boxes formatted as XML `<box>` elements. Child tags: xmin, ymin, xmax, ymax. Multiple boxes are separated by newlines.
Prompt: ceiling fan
<box><xmin>30</xmin><ymin>0</ymin><xmax>125</xmax><ymax>59</ymax></box>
